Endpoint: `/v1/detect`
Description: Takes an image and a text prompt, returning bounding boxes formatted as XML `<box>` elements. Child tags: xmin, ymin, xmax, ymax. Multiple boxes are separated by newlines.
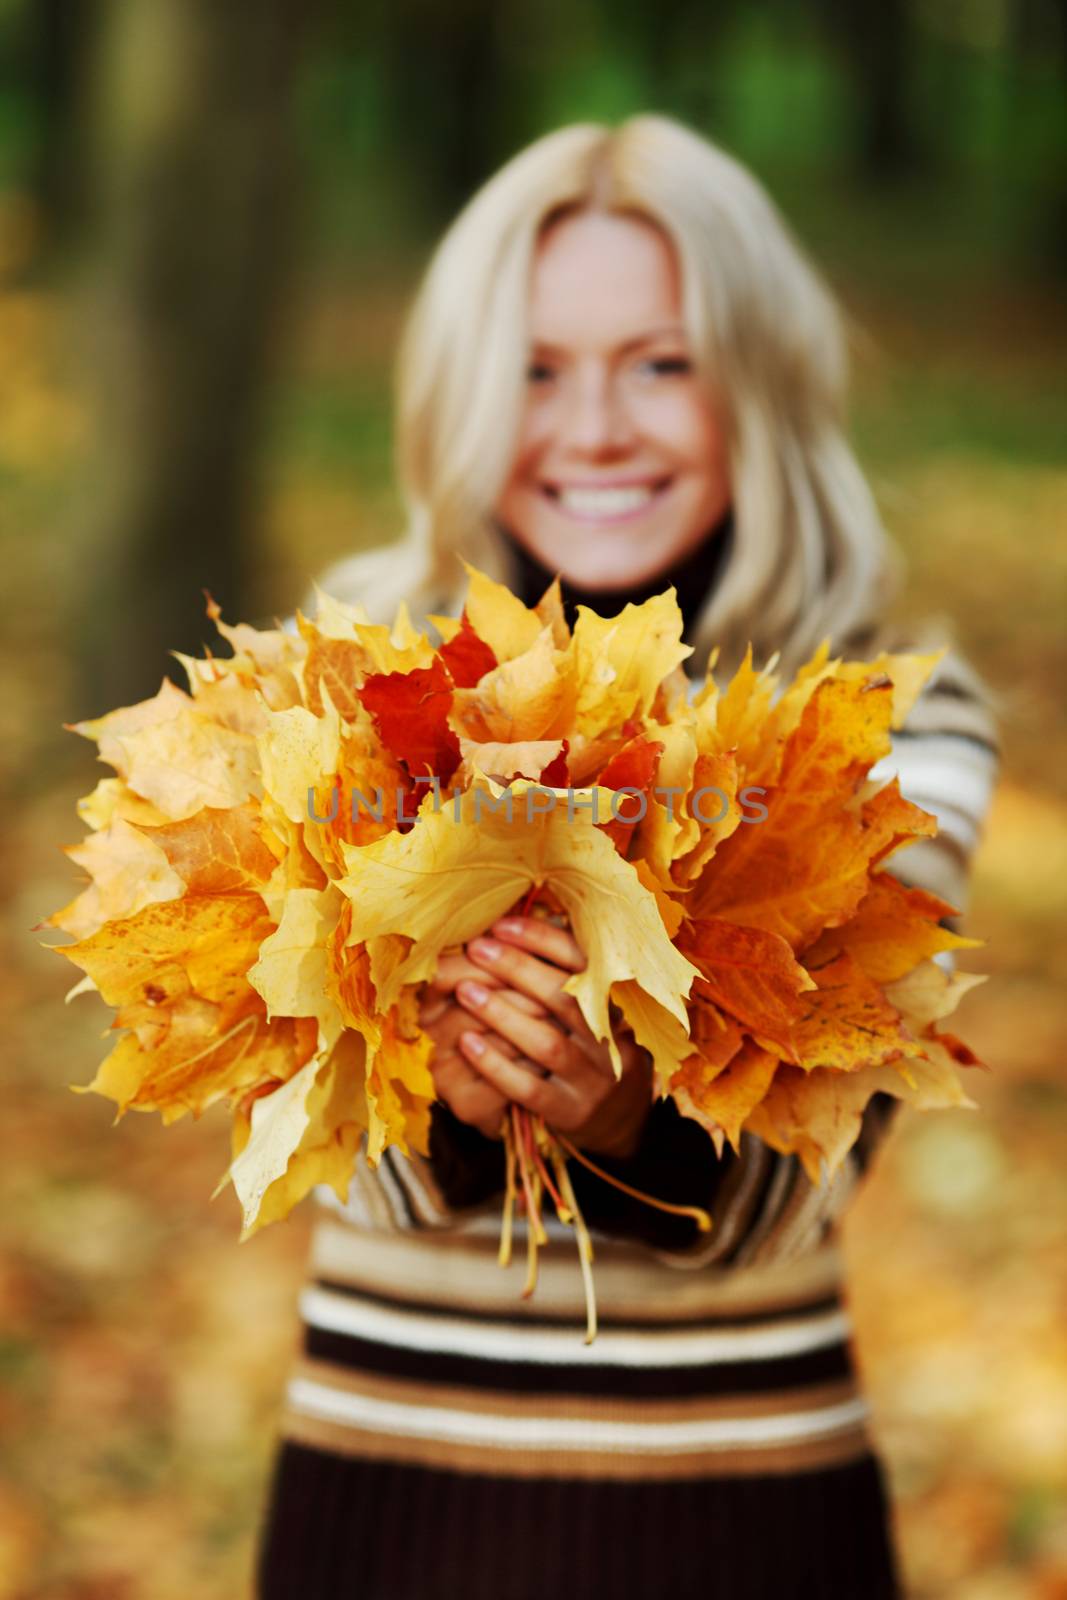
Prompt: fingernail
<box><xmin>459</xmin><ymin>980</ymin><xmax>488</xmax><ymax>1004</ymax></box>
<box><xmin>469</xmin><ymin>937</ymin><xmax>501</xmax><ymax>960</ymax></box>
<box><xmin>495</xmin><ymin>918</ymin><xmax>524</xmax><ymax>935</ymax></box>
<box><xmin>463</xmin><ymin>1032</ymin><xmax>486</xmax><ymax>1054</ymax></box>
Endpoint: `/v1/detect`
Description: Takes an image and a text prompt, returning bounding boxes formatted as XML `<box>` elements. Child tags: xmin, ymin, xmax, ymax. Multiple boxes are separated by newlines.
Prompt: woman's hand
<box><xmin>452</xmin><ymin>914</ymin><xmax>654</xmax><ymax>1161</ymax></box>
<box><xmin>417</xmin><ymin>947</ymin><xmax>551</xmax><ymax>1141</ymax></box>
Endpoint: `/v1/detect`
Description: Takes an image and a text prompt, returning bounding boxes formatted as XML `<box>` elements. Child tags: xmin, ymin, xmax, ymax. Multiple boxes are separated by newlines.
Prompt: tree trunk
<box><xmin>71</xmin><ymin>0</ymin><xmax>316</xmax><ymax>715</ymax></box>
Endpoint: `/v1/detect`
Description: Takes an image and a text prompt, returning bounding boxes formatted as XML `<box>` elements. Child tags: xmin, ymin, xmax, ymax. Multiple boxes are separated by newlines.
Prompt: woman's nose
<box><xmin>561</xmin><ymin>370</ymin><xmax>637</xmax><ymax>455</ymax></box>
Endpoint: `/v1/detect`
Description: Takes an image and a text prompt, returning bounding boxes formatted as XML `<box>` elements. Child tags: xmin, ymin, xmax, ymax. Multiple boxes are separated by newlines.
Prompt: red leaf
<box><xmin>594</xmin><ymin>736</ymin><xmax>664</xmax><ymax>854</ymax></box>
<box><xmin>358</xmin><ymin>658</ymin><xmax>462</xmax><ymax>786</ymax></box>
<box><xmin>439</xmin><ymin>609</ymin><xmax>498</xmax><ymax>688</ymax></box>
<box><xmin>596</xmin><ymin>736</ymin><xmax>664</xmax><ymax>793</ymax></box>
<box><xmin>539</xmin><ymin>739</ymin><xmax>570</xmax><ymax>787</ymax></box>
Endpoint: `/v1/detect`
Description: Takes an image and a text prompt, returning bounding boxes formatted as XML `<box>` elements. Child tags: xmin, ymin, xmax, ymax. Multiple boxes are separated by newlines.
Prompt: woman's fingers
<box><xmin>429</xmin><ymin>1046</ymin><xmax>509</xmax><ymax>1140</ymax></box>
<box><xmin>489</xmin><ymin>915</ymin><xmax>587</xmax><ymax>972</ymax></box>
<box><xmin>457</xmin><ymin>1028</ymin><xmax>585</xmax><ymax>1126</ymax></box>
<box><xmin>457</xmin><ymin>1026</ymin><xmax>655</xmax><ymax>1153</ymax></box>
<box><xmin>423</xmin><ymin>988</ymin><xmax>539</xmax><ymax>1138</ymax></box>
<box><xmin>420</xmin><ymin>923</ymin><xmax>643</xmax><ymax>1143</ymax></box>
<box><xmin>463</xmin><ymin>922</ymin><xmax>628</xmax><ymax>1078</ymax></box>
<box><xmin>429</xmin><ymin>1005</ymin><xmax>566</xmax><ymax>1139</ymax></box>
<box><xmin>423</xmin><ymin>950</ymin><xmax>549</xmax><ymax>1017</ymax></box>
<box><xmin>422</xmin><ymin>992</ymin><xmax>534</xmax><ymax>1058</ymax></box>
<box><xmin>420</xmin><ymin>987</ymin><xmax>543</xmax><ymax>1030</ymax></box>
<box><xmin>466</xmin><ymin>935</ymin><xmax>591</xmax><ymax>1040</ymax></box>
<box><xmin>454</xmin><ymin>978</ymin><xmax>609</xmax><ymax>1090</ymax></box>
<box><xmin>419</xmin><ymin>962</ymin><xmax>546</xmax><ymax>1033</ymax></box>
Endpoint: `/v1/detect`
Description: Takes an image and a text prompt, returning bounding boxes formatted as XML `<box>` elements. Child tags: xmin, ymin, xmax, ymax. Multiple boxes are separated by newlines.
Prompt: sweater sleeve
<box><xmin>839</xmin><ymin>617</ymin><xmax>1003</xmax><ymax>1178</ymax></box>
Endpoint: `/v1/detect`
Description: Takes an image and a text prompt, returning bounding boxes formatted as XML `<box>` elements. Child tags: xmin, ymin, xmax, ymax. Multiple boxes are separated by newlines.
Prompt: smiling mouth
<box><xmin>540</xmin><ymin>478</ymin><xmax>673</xmax><ymax>523</ymax></box>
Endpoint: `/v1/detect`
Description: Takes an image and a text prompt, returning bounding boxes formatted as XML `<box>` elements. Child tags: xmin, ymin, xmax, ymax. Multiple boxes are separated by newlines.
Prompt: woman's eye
<box><xmin>638</xmin><ymin>356</ymin><xmax>691</xmax><ymax>377</ymax></box>
<box><xmin>526</xmin><ymin>362</ymin><xmax>555</xmax><ymax>383</ymax></box>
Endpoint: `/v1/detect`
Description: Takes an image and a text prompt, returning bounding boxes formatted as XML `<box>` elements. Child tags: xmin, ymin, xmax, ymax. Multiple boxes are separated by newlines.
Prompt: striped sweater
<box><xmin>257</xmin><ymin>583</ymin><xmax>999</xmax><ymax>1599</ymax></box>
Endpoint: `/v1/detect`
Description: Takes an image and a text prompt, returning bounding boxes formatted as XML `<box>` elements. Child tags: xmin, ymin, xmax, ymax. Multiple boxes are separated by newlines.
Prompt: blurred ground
<box><xmin>2</xmin><ymin>199</ymin><xmax>1067</xmax><ymax>1598</ymax></box>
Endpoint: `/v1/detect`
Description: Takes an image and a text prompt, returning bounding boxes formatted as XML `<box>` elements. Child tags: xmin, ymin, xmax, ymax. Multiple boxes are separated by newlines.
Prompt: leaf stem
<box><xmin>511</xmin><ymin>1106</ymin><xmax>546</xmax><ymax>1299</ymax></box>
<box><xmin>519</xmin><ymin>1109</ymin><xmax>554</xmax><ymax>1234</ymax></box>
<box><xmin>498</xmin><ymin>1115</ymin><xmax>517</xmax><ymax>1268</ymax></box>
<box><xmin>528</xmin><ymin>1115</ymin><xmax>570</xmax><ymax>1219</ymax></box>
<box><xmin>550</xmin><ymin>1145</ymin><xmax>597</xmax><ymax>1344</ymax></box>
<box><xmin>554</xmin><ymin>1133</ymin><xmax>714</xmax><ymax>1231</ymax></box>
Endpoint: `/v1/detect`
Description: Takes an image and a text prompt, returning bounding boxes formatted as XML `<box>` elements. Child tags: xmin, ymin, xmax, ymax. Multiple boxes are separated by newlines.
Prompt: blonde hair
<box><xmin>303</xmin><ymin>114</ymin><xmax>976</xmax><ymax>695</ymax></box>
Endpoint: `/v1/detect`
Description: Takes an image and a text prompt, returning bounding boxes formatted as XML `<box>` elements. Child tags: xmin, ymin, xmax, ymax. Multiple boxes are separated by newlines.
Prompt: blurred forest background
<box><xmin>2</xmin><ymin>0</ymin><xmax>1066</xmax><ymax>1596</ymax></box>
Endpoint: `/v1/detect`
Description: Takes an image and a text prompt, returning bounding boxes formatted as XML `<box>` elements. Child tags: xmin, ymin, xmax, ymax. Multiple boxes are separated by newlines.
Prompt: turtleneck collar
<box><xmin>495</xmin><ymin>508</ymin><xmax>734</xmax><ymax>644</ymax></box>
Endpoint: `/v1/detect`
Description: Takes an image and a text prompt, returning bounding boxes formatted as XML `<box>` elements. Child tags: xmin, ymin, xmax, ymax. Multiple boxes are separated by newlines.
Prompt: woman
<box><xmin>257</xmin><ymin>115</ymin><xmax>1001</xmax><ymax>1599</ymax></box>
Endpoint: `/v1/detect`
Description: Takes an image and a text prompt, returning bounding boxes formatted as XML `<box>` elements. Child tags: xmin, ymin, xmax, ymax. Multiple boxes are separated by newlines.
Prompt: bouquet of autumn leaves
<box><xmin>41</xmin><ymin>561</ymin><xmax>986</xmax><ymax>1337</ymax></box>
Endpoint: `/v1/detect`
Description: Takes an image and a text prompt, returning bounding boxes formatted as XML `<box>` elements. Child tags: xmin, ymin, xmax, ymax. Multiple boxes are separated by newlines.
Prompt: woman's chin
<box><xmin>533</xmin><ymin>529</ymin><xmax>695</xmax><ymax>591</ymax></box>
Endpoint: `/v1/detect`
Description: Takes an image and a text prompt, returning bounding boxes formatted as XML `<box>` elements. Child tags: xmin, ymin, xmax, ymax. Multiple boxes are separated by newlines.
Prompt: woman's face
<box><xmin>494</xmin><ymin>208</ymin><xmax>731</xmax><ymax>591</ymax></box>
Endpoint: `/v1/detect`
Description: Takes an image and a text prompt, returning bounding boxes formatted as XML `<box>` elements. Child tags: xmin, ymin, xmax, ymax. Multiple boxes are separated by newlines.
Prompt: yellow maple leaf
<box><xmin>685</xmin><ymin>674</ymin><xmax>904</xmax><ymax>943</ymax></box>
<box><xmin>219</xmin><ymin>1029</ymin><xmax>371</xmax><ymax>1238</ymax></box>
<box><xmin>456</xmin><ymin>737</ymin><xmax>566</xmax><ymax>786</ymax></box>
<box><xmin>247</xmin><ymin>882</ymin><xmax>346</xmax><ymax>1054</ymax></box>
<box><xmin>336</xmin><ymin>771</ymin><xmax>701</xmax><ymax>1079</ymax></box>
<box><xmin>75</xmin><ymin>776</ymin><xmax>171</xmax><ymax>832</ymax></box>
<box><xmin>885</xmin><ymin>958</ymin><xmax>988</xmax><ymax>1028</ymax></box>
<box><xmin>42</xmin><ymin>813</ymin><xmax>185</xmax><ymax>940</ymax></box>
<box><xmin>365</xmin><ymin>1008</ymin><xmax>436</xmax><ymax>1164</ymax></box>
<box><xmin>226</xmin><ymin>1053</ymin><xmax>323</xmax><ymax>1236</ymax></box>
<box><xmin>611</xmin><ymin>978</ymin><xmax>698</xmax><ymax>1095</ymax></box>
<box><xmin>458</xmin><ymin>558</ymin><xmax>545</xmax><ymax>661</ymax></box>
<box><xmin>745</xmin><ymin>1037</ymin><xmax>978</xmax><ymax>1187</ymax></box>
<box><xmin>57</xmin><ymin>893</ymin><xmax>305</xmax><ymax>1120</ymax></box>
<box><xmin>451</xmin><ymin>624</ymin><xmax>573</xmax><ymax>743</ymax></box>
<box><xmin>671</xmin><ymin>1038</ymin><xmax>780</xmax><ymax>1158</ymax></box>
<box><xmin>113</xmin><ymin>708</ymin><xmax>261</xmax><ymax>821</ymax></box>
<box><xmin>257</xmin><ymin>695</ymin><xmax>342</xmax><ymax>825</ymax></box>
<box><xmin>802</xmin><ymin>872</ymin><xmax>981</xmax><ymax>985</ymax></box>
<box><xmin>566</xmin><ymin>590</ymin><xmax>693</xmax><ymax>736</ymax></box>
<box><xmin>66</xmin><ymin>677</ymin><xmax>193</xmax><ymax>765</ymax></box>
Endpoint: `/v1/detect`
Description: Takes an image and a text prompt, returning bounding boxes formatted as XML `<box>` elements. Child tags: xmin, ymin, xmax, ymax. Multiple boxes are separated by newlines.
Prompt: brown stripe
<box><xmin>277</xmin><ymin>1407</ymin><xmax>874</xmax><ymax>1481</ymax></box>
<box><xmin>895</xmin><ymin>695</ymin><xmax>999</xmax><ymax>749</ymax></box>
<box><xmin>289</xmin><ymin>1353</ymin><xmax>860</xmax><ymax>1427</ymax></box>
<box><xmin>307</xmin><ymin>1217</ymin><xmax>847</xmax><ymax>1323</ymax></box>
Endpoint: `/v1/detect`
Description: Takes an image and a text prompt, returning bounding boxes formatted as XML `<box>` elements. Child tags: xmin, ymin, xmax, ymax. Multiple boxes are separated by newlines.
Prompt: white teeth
<box><xmin>554</xmin><ymin>484</ymin><xmax>659</xmax><ymax>518</ymax></box>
